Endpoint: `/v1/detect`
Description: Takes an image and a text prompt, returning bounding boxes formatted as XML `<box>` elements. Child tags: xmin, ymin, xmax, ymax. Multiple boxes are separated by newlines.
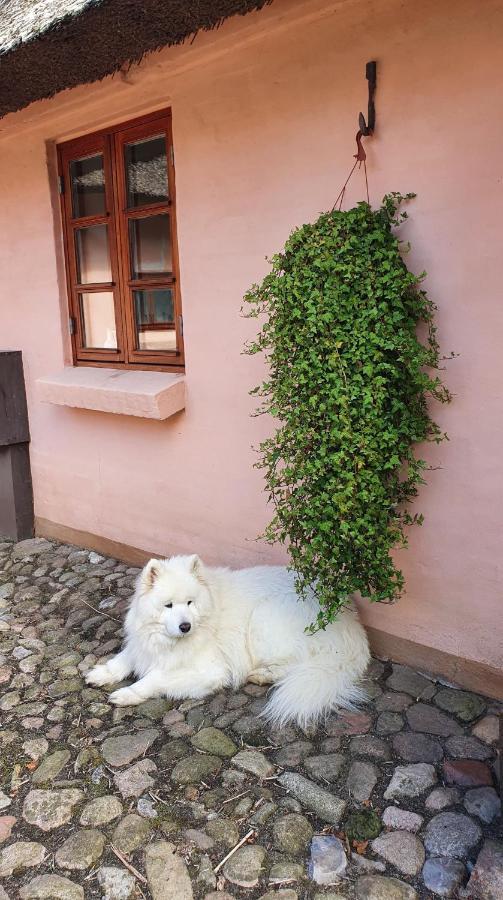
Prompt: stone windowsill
<box><xmin>35</xmin><ymin>367</ymin><xmax>185</xmax><ymax>420</ymax></box>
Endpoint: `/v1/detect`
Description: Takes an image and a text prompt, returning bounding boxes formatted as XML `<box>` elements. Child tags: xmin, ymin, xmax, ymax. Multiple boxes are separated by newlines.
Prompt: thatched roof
<box><xmin>0</xmin><ymin>0</ymin><xmax>272</xmax><ymax>119</ymax></box>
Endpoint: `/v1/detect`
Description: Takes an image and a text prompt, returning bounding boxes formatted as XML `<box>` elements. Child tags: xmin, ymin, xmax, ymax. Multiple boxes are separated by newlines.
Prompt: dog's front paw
<box><xmin>86</xmin><ymin>663</ymin><xmax>116</xmax><ymax>687</ymax></box>
<box><xmin>109</xmin><ymin>686</ymin><xmax>144</xmax><ymax>707</ymax></box>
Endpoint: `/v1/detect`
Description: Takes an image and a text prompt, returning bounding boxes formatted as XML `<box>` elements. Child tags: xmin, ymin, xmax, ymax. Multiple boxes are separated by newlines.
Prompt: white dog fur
<box><xmin>86</xmin><ymin>555</ymin><xmax>370</xmax><ymax>728</ymax></box>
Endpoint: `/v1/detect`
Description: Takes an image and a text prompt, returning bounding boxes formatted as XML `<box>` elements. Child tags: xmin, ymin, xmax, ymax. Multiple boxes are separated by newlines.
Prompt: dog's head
<box><xmin>133</xmin><ymin>554</ymin><xmax>211</xmax><ymax>639</ymax></box>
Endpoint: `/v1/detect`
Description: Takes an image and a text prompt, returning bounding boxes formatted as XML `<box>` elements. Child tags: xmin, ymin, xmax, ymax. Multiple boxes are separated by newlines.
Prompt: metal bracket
<box><xmin>358</xmin><ymin>60</ymin><xmax>377</xmax><ymax>136</ymax></box>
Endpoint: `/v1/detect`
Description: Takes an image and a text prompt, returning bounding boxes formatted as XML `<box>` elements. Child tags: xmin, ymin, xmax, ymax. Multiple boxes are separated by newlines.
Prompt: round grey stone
<box><xmin>305</xmin><ymin>753</ymin><xmax>345</xmax><ymax>782</ymax></box>
<box><xmin>422</xmin><ymin>857</ymin><xmax>465</xmax><ymax>897</ymax></box>
<box><xmin>376</xmin><ymin>692</ymin><xmax>412</xmax><ymax>712</ymax></box>
<box><xmin>231</xmin><ymin>715</ymin><xmax>264</xmax><ymax>737</ymax></box>
<box><xmin>371</xmin><ymin>831</ymin><xmax>425</xmax><ymax>876</ymax></box>
<box><xmin>54</xmin><ymin>829</ymin><xmax>105</xmax><ymax>870</ymax></box>
<box><xmin>135</xmin><ymin>698</ymin><xmax>173</xmax><ymax>720</ymax></box>
<box><xmin>184</xmin><ymin>828</ymin><xmax>214</xmax><ymax>850</ymax></box>
<box><xmin>382</xmin><ymin>807</ymin><xmax>423</xmax><ymax>832</ymax></box>
<box><xmin>232</xmin><ymin>749</ymin><xmax>275</xmax><ymax>778</ymax></box>
<box><xmin>445</xmin><ymin>735</ymin><xmax>493</xmax><ymax>760</ymax></box>
<box><xmin>384</xmin><ymin>763</ymin><xmax>437</xmax><ymax>800</ymax></box>
<box><xmin>463</xmin><ymin>787</ymin><xmax>501</xmax><ymax>823</ymax></box>
<box><xmin>223</xmin><ymin>844</ymin><xmax>266</xmax><ymax>888</ymax></box>
<box><xmin>350</xmin><ymin>736</ymin><xmax>391</xmax><ymax>761</ymax></box>
<box><xmin>101</xmin><ymin>729</ymin><xmax>159</xmax><ymax>766</ymax></box>
<box><xmin>393</xmin><ymin>732</ymin><xmax>443</xmax><ymax>764</ymax></box>
<box><xmin>158</xmin><ymin>739</ymin><xmax>190</xmax><ymax>766</ymax></box>
<box><xmin>376</xmin><ymin>712</ymin><xmax>404</xmax><ymax>734</ymax></box>
<box><xmin>278</xmin><ymin>771</ymin><xmax>345</xmax><ymax>825</ymax></box>
<box><xmin>112</xmin><ymin>814</ymin><xmax>152</xmax><ymax>854</ymax></box>
<box><xmin>424</xmin><ymin>812</ymin><xmax>482</xmax><ymax>858</ymax></box>
<box><xmin>356</xmin><ymin>875</ymin><xmax>419</xmax><ymax>899</ymax></box>
<box><xmin>434</xmin><ymin>689</ymin><xmax>486</xmax><ymax>722</ymax></box>
<box><xmin>171</xmin><ymin>754</ymin><xmax>221</xmax><ymax>784</ymax></box>
<box><xmin>346</xmin><ymin>760</ymin><xmax>378</xmax><ymax>801</ymax></box>
<box><xmin>0</xmin><ymin>841</ymin><xmax>47</xmax><ymax>877</ymax></box>
<box><xmin>268</xmin><ymin>861</ymin><xmax>304</xmax><ymax>885</ymax></box>
<box><xmin>205</xmin><ymin>817</ymin><xmax>239</xmax><ymax>848</ymax></box>
<box><xmin>406</xmin><ymin>704</ymin><xmax>463</xmax><ymax>736</ymax></box>
<box><xmin>47</xmin><ymin>678</ymin><xmax>81</xmax><ymax>698</ymax></box>
<box><xmin>22</xmin><ymin>789</ymin><xmax>84</xmax><ymax>831</ymax></box>
<box><xmin>275</xmin><ymin>740</ymin><xmax>313</xmax><ymax>767</ymax></box>
<box><xmin>97</xmin><ymin>866</ymin><xmax>136</xmax><ymax>899</ymax></box>
<box><xmin>19</xmin><ymin>875</ymin><xmax>84</xmax><ymax>900</ymax></box>
<box><xmin>309</xmin><ymin>834</ymin><xmax>347</xmax><ymax>884</ymax></box>
<box><xmin>114</xmin><ymin>759</ymin><xmax>157</xmax><ymax>797</ymax></box>
<box><xmin>425</xmin><ymin>787</ymin><xmax>462</xmax><ymax>811</ymax></box>
<box><xmin>32</xmin><ymin>750</ymin><xmax>71</xmax><ymax>784</ymax></box>
<box><xmin>137</xmin><ymin>797</ymin><xmax>157</xmax><ymax>819</ymax></box>
<box><xmin>79</xmin><ymin>795</ymin><xmax>123</xmax><ymax>826</ymax></box>
<box><xmin>385</xmin><ymin>664</ymin><xmax>436</xmax><ymax>699</ymax></box>
<box><xmin>465</xmin><ymin>838</ymin><xmax>503</xmax><ymax>899</ymax></box>
<box><xmin>22</xmin><ymin>738</ymin><xmax>49</xmax><ymax>761</ymax></box>
<box><xmin>145</xmin><ymin>841</ymin><xmax>193</xmax><ymax>900</ymax></box>
<box><xmin>472</xmin><ymin>715</ymin><xmax>499</xmax><ymax>745</ymax></box>
<box><xmin>273</xmin><ymin>813</ymin><xmax>313</xmax><ymax>854</ymax></box>
<box><xmin>191</xmin><ymin>727</ymin><xmax>237</xmax><ymax>758</ymax></box>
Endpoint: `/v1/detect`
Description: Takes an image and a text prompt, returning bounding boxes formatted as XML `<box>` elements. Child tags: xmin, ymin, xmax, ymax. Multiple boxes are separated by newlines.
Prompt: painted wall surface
<box><xmin>0</xmin><ymin>0</ymin><xmax>502</xmax><ymax>671</ymax></box>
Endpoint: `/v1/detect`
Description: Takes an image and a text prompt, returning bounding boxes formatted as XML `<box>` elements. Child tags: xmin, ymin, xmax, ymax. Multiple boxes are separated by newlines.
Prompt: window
<box><xmin>58</xmin><ymin>110</ymin><xmax>184</xmax><ymax>370</ymax></box>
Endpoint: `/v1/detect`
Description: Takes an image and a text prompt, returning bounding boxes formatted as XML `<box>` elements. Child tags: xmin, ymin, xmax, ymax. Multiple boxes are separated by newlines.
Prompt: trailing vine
<box><xmin>243</xmin><ymin>193</ymin><xmax>451</xmax><ymax>629</ymax></box>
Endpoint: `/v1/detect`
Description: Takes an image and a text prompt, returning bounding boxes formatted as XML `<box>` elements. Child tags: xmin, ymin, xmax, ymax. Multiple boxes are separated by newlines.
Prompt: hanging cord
<box><xmin>332</xmin><ymin>129</ymin><xmax>370</xmax><ymax>212</ymax></box>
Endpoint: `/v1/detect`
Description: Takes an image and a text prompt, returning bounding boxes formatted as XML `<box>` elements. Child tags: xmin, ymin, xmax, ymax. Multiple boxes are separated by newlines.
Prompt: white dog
<box><xmin>86</xmin><ymin>555</ymin><xmax>370</xmax><ymax>728</ymax></box>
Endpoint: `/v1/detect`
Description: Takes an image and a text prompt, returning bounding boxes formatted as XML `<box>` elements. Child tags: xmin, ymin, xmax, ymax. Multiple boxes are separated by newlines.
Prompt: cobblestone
<box><xmin>0</xmin><ymin>536</ymin><xmax>499</xmax><ymax>898</ymax></box>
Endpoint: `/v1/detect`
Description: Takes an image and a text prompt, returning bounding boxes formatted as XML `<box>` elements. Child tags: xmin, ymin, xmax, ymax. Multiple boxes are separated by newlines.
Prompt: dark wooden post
<box><xmin>0</xmin><ymin>351</ymin><xmax>34</xmax><ymax>541</ymax></box>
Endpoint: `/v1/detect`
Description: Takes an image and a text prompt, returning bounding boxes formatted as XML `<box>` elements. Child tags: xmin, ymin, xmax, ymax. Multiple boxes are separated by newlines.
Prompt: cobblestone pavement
<box><xmin>0</xmin><ymin>537</ymin><xmax>501</xmax><ymax>900</ymax></box>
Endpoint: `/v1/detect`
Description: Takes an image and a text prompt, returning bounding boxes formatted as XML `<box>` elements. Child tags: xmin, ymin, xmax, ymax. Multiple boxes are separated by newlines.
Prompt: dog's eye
<box><xmin>165</xmin><ymin>602</ymin><xmax>173</xmax><ymax>609</ymax></box>
<box><xmin>187</xmin><ymin>600</ymin><xmax>193</xmax><ymax>606</ymax></box>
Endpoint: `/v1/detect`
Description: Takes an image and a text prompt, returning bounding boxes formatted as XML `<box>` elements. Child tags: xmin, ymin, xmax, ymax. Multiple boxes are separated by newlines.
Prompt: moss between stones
<box><xmin>345</xmin><ymin>808</ymin><xmax>382</xmax><ymax>842</ymax></box>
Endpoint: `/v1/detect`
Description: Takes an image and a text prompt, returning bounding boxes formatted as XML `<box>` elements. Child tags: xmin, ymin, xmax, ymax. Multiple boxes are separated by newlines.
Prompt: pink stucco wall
<box><xmin>0</xmin><ymin>0</ymin><xmax>502</xmax><ymax>672</ymax></box>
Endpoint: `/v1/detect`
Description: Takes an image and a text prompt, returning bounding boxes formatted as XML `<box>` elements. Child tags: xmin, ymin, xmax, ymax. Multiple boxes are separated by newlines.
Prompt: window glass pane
<box><xmin>129</xmin><ymin>214</ymin><xmax>172</xmax><ymax>280</ymax></box>
<box><xmin>70</xmin><ymin>154</ymin><xmax>105</xmax><ymax>217</ymax></box>
<box><xmin>79</xmin><ymin>292</ymin><xmax>117</xmax><ymax>348</ymax></box>
<box><xmin>134</xmin><ymin>289</ymin><xmax>176</xmax><ymax>351</ymax></box>
<box><xmin>75</xmin><ymin>224</ymin><xmax>112</xmax><ymax>284</ymax></box>
<box><xmin>125</xmin><ymin>135</ymin><xmax>169</xmax><ymax>207</ymax></box>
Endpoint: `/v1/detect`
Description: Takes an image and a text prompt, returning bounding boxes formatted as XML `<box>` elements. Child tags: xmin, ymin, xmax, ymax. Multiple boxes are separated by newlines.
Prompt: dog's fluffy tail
<box><xmin>262</xmin><ymin>658</ymin><xmax>368</xmax><ymax>730</ymax></box>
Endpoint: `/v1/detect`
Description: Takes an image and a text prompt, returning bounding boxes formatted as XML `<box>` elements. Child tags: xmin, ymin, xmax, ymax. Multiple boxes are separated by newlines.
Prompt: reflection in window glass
<box><xmin>75</xmin><ymin>224</ymin><xmax>111</xmax><ymax>284</ymax></box>
<box><xmin>125</xmin><ymin>135</ymin><xmax>169</xmax><ymax>207</ymax></box>
<box><xmin>79</xmin><ymin>292</ymin><xmax>117</xmax><ymax>348</ymax></box>
<box><xmin>70</xmin><ymin>154</ymin><xmax>105</xmax><ymax>217</ymax></box>
<box><xmin>129</xmin><ymin>214</ymin><xmax>172</xmax><ymax>279</ymax></box>
<box><xmin>134</xmin><ymin>288</ymin><xmax>175</xmax><ymax>351</ymax></box>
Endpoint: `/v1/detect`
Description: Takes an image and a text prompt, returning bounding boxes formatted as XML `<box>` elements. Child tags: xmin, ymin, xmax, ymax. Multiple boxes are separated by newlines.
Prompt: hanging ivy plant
<box><xmin>243</xmin><ymin>192</ymin><xmax>451</xmax><ymax>629</ymax></box>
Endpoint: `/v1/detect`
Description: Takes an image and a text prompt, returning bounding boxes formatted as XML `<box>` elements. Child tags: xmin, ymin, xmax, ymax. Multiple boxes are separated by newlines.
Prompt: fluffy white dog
<box><xmin>86</xmin><ymin>555</ymin><xmax>370</xmax><ymax>728</ymax></box>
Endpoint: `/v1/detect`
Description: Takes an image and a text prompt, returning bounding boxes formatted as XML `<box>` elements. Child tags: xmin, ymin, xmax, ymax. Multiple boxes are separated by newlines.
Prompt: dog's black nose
<box><xmin>179</xmin><ymin>622</ymin><xmax>191</xmax><ymax>634</ymax></box>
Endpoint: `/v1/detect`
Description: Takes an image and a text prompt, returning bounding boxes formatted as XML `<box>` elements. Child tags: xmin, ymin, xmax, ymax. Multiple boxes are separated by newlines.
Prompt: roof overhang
<box><xmin>0</xmin><ymin>0</ymin><xmax>272</xmax><ymax>119</ymax></box>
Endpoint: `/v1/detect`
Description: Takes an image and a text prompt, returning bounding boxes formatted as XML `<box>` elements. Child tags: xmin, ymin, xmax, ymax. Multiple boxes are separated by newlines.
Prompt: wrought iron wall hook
<box><xmin>359</xmin><ymin>61</ymin><xmax>377</xmax><ymax>136</ymax></box>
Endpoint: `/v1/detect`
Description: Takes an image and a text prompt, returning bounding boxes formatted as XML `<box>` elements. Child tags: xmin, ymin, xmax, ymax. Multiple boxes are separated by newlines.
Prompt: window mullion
<box><xmin>110</xmin><ymin>130</ymin><xmax>135</xmax><ymax>365</ymax></box>
<box><xmin>103</xmin><ymin>133</ymin><xmax>128</xmax><ymax>361</ymax></box>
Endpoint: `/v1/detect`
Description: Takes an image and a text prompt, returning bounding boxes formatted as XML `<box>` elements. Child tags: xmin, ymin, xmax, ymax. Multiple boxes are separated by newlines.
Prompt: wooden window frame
<box><xmin>58</xmin><ymin>109</ymin><xmax>184</xmax><ymax>372</ymax></box>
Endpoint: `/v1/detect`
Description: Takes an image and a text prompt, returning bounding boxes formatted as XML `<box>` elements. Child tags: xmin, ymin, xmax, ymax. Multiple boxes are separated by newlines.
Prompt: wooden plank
<box><xmin>0</xmin><ymin>351</ymin><xmax>30</xmax><ymax>446</ymax></box>
<box><xmin>0</xmin><ymin>444</ymin><xmax>34</xmax><ymax>541</ymax></box>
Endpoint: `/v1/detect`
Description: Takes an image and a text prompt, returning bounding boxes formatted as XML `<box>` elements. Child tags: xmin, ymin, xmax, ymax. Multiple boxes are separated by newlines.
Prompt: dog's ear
<box><xmin>186</xmin><ymin>554</ymin><xmax>207</xmax><ymax>584</ymax></box>
<box><xmin>139</xmin><ymin>558</ymin><xmax>163</xmax><ymax>593</ymax></box>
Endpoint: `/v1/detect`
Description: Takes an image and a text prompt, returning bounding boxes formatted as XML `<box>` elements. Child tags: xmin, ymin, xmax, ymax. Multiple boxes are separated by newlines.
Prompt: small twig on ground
<box><xmin>214</xmin><ymin>828</ymin><xmax>256</xmax><ymax>874</ymax></box>
<box><xmin>79</xmin><ymin>597</ymin><xmax>121</xmax><ymax>623</ymax></box>
<box><xmin>110</xmin><ymin>845</ymin><xmax>148</xmax><ymax>884</ymax></box>
<box><xmin>149</xmin><ymin>791</ymin><xmax>169</xmax><ymax>806</ymax></box>
<box><xmin>219</xmin><ymin>789</ymin><xmax>251</xmax><ymax>807</ymax></box>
